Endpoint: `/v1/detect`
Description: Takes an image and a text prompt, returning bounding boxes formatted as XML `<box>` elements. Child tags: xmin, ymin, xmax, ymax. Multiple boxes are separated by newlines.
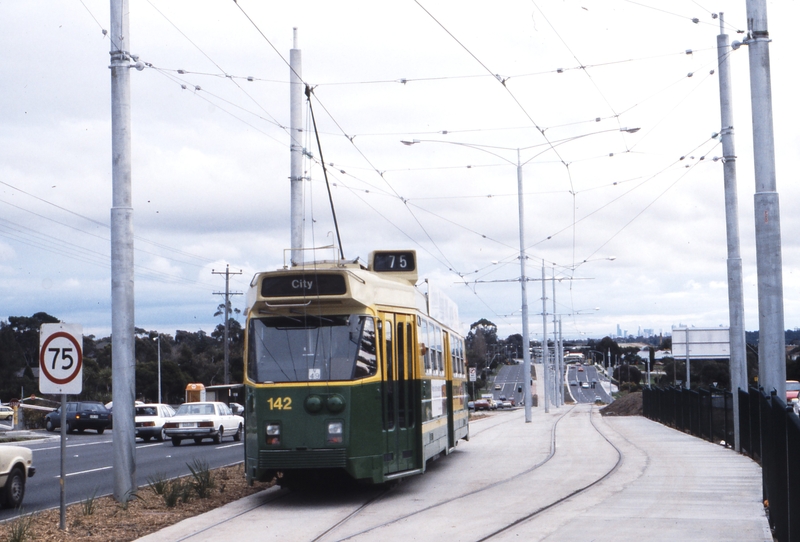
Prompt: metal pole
<box><xmin>541</xmin><ymin>261</ymin><xmax>549</xmax><ymax>413</ymax></box>
<box><xmin>110</xmin><ymin>0</ymin><xmax>136</xmax><ymax>503</ymax></box>
<box><xmin>686</xmin><ymin>329</ymin><xmax>691</xmax><ymax>389</ymax></box>
<box><xmin>290</xmin><ymin>29</ymin><xmax>304</xmax><ymax>267</ymax></box>
<box><xmin>746</xmin><ymin>0</ymin><xmax>786</xmax><ymax>399</ymax></box>
<box><xmin>517</xmin><ymin>153</ymin><xmax>532</xmax><ymax>423</ymax></box>
<box><xmin>59</xmin><ymin>394</ymin><xmax>66</xmax><ymax>530</ymax></box>
<box><xmin>717</xmin><ymin>13</ymin><xmax>747</xmax><ymax>451</ymax></box>
<box><xmin>156</xmin><ymin>335</ymin><xmax>161</xmax><ymax>404</ymax></box>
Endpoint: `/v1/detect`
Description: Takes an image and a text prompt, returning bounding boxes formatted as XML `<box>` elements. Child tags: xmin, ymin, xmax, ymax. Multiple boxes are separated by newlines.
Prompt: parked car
<box><xmin>0</xmin><ymin>406</ymin><xmax>13</xmax><ymax>421</ymax></box>
<box><xmin>163</xmin><ymin>401</ymin><xmax>244</xmax><ymax>446</ymax></box>
<box><xmin>135</xmin><ymin>403</ymin><xmax>176</xmax><ymax>442</ymax></box>
<box><xmin>0</xmin><ymin>444</ymin><xmax>35</xmax><ymax>508</ymax></box>
<box><xmin>45</xmin><ymin>401</ymin><xmax>111</xmax><ymax>434</ymax></box>
<box><xmin>467</xmin><ymin>401</ymin><xmax>475</xmax><ymax>410</ymax></box>
<box><xmin>473</xmin><ymin>398</ymin><xmax>490</xmax><ymax>411</ymax></box>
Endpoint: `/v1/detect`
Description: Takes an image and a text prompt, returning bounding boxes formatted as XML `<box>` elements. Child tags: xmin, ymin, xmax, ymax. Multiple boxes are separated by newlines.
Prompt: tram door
<box><xmin>380</xmin><ymin>314</ymin><xmax>416</xmax><ymax>474</ymax></box>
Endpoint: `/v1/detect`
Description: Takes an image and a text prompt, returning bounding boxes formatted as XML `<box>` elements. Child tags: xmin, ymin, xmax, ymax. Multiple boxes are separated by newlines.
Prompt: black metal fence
<box><xmin>643</xmin><ymin>385</ymin><xmax>800</xmax><ymax>542</ymax></box>
<box><xmin>642</xmin><ymin>385</ymin><xmax>734</xmax><ymax>446</ymax></box>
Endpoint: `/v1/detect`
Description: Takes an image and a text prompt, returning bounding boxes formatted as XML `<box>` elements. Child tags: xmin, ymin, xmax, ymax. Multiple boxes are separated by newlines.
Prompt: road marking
<box><xmin>215</xmin><ymin>443</ymin><xmax>243</xmax><ymax>450</ymax></box>
<box><xmin>54</xmin><ymin>465</ymin><xmax>113</xmax><ymax>478</ymax></box>
<box><xmin>137</xmin><ymin>442</ymin><xmax>166</xmax><ymax>448</ymax></box>
<box><xmin>34</xmin><ymin>440</ymin><xmax>113</xmax><ymax>452</ymax></box>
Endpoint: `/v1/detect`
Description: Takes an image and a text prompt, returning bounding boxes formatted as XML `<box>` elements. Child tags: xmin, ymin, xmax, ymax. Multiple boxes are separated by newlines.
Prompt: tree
<box><xmin>466</xmin><ymin>319</ymin><xmax>498</xmax><ymax>372</ymax></box>
<box><xmin>613</xmin><ymin>364</ymin><xmax>642</xmax><ymax>384</ymax></box>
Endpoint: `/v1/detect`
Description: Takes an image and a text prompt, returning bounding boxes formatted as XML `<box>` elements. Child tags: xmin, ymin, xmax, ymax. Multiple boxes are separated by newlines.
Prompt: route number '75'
<box><xmin>48</xmin><ymin>347</ymin><xmax>74</xmax><ymax>370</ymax></box>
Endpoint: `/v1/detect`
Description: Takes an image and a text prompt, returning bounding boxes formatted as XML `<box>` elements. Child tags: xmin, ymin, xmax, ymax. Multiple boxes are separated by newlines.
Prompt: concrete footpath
<box><xmin>137</xmin><ymin>404</ymin><xmax>772</xmax><ymax>542</ymax></box>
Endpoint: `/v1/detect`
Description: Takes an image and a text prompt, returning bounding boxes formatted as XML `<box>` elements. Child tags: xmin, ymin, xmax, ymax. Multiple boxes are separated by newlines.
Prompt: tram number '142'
<box><xmin>267</xmin><ymin>397</ymin><xmax>292</xmax><ymax>410</ymax></box>
<box><xmin>48</xmin><ymin>347</ymin><xmax>75</xmax><ymax>370</ymax></box>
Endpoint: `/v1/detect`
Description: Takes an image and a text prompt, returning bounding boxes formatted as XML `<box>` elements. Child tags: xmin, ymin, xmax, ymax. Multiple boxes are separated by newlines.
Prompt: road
<box><xmin>491</xmin><ymin>363</ymin><xmax>526</xmax><ymax>405</ymax></box>
<box><xmin>0</xmin><ymin>429</ymin><xmax>244</xmax><ymax>521</ymax></box>
<box><xmin>566</xmin><ymin>363</ymin><xmax>614</xmax><ymax>403</ymax></box>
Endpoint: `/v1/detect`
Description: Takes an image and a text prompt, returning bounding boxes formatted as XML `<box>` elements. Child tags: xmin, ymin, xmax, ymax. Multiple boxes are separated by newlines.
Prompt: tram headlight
<box><xmin>266</xmin><ymin>423</ymin><xmax>281</xmax><ymax>445</ymax></box>
<box><xmin>326</xmin><ymin>421</ymin><xmax>343</xmax><ymax>444</ymax></box>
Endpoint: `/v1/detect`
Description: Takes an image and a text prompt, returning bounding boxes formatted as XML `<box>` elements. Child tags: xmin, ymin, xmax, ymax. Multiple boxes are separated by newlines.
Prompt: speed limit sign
<box><xmin>39</xmin><ymin>323</ymin><xmax>83</xmax><ymax>394</ymax></box>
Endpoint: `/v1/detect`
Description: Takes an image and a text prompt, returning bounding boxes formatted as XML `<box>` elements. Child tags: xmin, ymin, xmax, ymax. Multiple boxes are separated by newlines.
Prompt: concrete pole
<box><xmin>552</xmin><ymin>268</ymin><xmax>559</xmax><ymax>406</ymax></box>
<box><xmin>746</xmin><ymin>0</ymin><xmax>786</xmax><ymax>398</ymax></box>
<box><xmin>541</xmin><ymin>261</ymin><xmax>549</xmax><ymax>413</ymax></box>
<box><xmin>717</xmin><ymin>13</ymin><xmax>747</xmax><ymax>451</ymax></box>
<box><xmin>109</xmin><ymin>0</ymin><xmax>136</xmax><ymax>503</ymax></box>
<box><xmin>290</xmin><ymin>29</ymin><xmax>304</xmax><ymax>267</ymax></box>
<box><xmin>558</xmin><ymin>317</ymin><xmax>564</xmax><ymax>405</ymax></box>
<box><xmin>517</xmin><ymin>154</ymin><xmax>532</xmax><ymax>423</ymax></box>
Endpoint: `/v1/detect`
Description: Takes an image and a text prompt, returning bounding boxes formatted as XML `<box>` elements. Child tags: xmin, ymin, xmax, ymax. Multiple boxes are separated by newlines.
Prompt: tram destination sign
<box><xmin>39</xmin><ymin>323</ymin><xmax>83</xmax><ymax>395</ymax></box>
<box><xmin>261</xmin><ymin>274</ymin><xmax>347</xmax><ymax>297</ymax></box>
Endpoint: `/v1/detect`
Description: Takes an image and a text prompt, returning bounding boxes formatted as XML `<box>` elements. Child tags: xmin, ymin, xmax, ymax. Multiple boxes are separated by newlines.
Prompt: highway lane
<box><xmin>566</xmin><ymin>363</ymin><xmax>613</xmax><ymax>403</ymax></box>
<box><xmin>492</xmin><ymin>363</ymin><xmax>525</xmax><ymax>405</ymax></box>
<box><xmin>0</xmin><ymin>430</ymin><xmax>244</xmax><ymax>521</ymax></box>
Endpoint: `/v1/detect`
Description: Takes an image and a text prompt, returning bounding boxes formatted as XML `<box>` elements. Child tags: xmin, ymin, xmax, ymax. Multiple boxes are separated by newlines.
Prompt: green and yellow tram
<box><xmin>243</xmin><ymin>249</ymin><xmax>469</xmax><ymax>486</ymax></box>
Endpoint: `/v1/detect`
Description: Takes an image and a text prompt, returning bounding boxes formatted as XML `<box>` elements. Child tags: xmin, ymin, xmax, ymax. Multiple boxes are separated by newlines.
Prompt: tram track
<box><xmin>158</xmin><ymin>405</ymin><xmax>629</xmax><ymax>542</ymax></box>
<box><xmin>315</xmin><ymin>406</ymin><xmax>575</xmax><ymax>542</ymax></box>
<box><xmin>476</xmin><ymin>406</ymin><xmax>624</xmax><ymax>541</ymax></box>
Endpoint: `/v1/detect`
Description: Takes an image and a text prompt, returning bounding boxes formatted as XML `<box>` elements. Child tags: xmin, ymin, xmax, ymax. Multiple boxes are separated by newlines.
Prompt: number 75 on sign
<box><xmin>39</xmin><ymin>323</ymin><xmax>83</xmax><ymax>395</ymax></box>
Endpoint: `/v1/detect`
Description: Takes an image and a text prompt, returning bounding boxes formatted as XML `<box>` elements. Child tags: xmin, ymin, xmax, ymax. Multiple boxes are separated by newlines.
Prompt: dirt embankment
<box><xmin>600</xmin><ymin>391</ymin><xmax>643</xmax><ymax>416</ymax></box>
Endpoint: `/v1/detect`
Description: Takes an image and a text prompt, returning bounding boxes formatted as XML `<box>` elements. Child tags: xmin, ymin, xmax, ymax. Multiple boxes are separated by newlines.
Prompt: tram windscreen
<box><xmin>247</xmin><ymin>314</ymin><xmax>378</xmax><ymax>383</ymax></box>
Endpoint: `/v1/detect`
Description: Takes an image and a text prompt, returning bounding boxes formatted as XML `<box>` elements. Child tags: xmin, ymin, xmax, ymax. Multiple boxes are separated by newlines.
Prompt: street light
<box><xmin>402</xmin><ymin>129</ymin><xmax>637</xmax><ymax>419</ymax></box>
<box><xmin>153</xmin><ymin>335</ymin><xmax>161</xmax><ymax>404</ymax></box>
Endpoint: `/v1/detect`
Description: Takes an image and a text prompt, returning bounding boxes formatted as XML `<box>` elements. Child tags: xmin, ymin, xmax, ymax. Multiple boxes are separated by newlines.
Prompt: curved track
<box><xmin>158</xmin><ymin>405</ymin><xmax>634</xmax><ymax>542</ymax></box>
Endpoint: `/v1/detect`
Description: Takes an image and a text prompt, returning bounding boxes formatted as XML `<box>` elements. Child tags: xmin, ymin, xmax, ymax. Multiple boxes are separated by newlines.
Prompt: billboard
<box><xmin>672</xmin><ymin>327</ymin><xmax>730</xmax><ymax>359</ymax></box>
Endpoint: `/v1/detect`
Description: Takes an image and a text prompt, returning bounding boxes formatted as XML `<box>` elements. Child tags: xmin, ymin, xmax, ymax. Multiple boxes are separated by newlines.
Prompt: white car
<box><xmin>135</xmin><ymin>403</ymin><xmax>176</xmax><ymax>442</ymax></box>
<box><xmin>0</xmin><ymin>406</ymin><xmax>13</xmax><ymax>421</ymax></box>
<box><xmin>163</xmin><ymin>401</ymin><xmax>244</xmax><ymax>446</ymax></box>
<box><xmin>0</xmin><ymin>445</ymin><xmax>35</xmax><ymax>508</ymax></box>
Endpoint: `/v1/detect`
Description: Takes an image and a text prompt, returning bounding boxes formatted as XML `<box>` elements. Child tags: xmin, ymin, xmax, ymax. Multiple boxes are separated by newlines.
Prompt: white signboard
<box><xmin>39</xmin><ymin>323</ymin><xmax>83</xmax><ymax>394</ymax></box>
<box><xmin>672</xmin><ymin>327</ymin><xmax>730</xmax><ymax>359</ymax></box>
<box><xmin>469</xmin><ymin>367</ymin><xmax>477</xmax><ymax>382</ymax></box>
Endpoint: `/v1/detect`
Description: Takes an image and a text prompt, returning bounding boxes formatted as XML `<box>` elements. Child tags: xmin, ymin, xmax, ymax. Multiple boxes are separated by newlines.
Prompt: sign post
<box><xmin>39</xmin><ymin>323</ymin><xmax>82</xmax><ymax>531</ymax></box>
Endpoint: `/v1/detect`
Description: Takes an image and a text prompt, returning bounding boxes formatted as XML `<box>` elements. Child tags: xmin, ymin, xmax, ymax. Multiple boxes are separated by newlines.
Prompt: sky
<box><xmin>1</xmin><ymin>1</ymin><xmax>798</xmax><ymax>343</ymax></box>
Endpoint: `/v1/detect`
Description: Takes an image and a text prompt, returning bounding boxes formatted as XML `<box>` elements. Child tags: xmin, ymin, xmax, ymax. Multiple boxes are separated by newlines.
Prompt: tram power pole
<box><xmin>212</xmin><ymin>264</ymin><xmax>243</xmax><ymax>385</ymax></box>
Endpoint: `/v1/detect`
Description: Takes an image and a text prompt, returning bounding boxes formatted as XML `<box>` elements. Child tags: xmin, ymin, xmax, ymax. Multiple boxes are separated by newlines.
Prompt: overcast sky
<box><xmin>1</xmin><ymin>1</ymin><xmax>797</xmax><ymax>342</ymax></box>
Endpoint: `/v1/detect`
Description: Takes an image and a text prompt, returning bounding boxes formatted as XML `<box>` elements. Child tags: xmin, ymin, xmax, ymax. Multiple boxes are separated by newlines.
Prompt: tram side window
<box><xmin>420</xmin><ymin>318</ymin><xmax>432</xmax><ymax>374</ymax></box>
<box><xmin>247</xmin><ymin>314</ymin><xmax>378</xmax><ymax>383</ymax></box>
<box><xmin>433</xmin><ymin>324</ymin><xmax>443</xmax><ymax>374</ymax></box>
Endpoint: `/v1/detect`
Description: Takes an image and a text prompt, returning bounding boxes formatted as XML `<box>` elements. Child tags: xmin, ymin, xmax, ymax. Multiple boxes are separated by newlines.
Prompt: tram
<box><xmin>243</xmin><ymin>249</ymin><xmax>469</xmax><ymax>486</ymax></box>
